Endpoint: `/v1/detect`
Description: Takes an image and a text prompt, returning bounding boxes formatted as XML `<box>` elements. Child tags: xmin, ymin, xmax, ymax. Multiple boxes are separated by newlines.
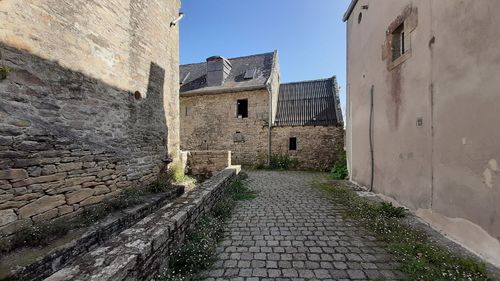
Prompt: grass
<box><xmin>0</xmin><ymin>179</ymin><xmax>175</xmax><ymax>254</ymax></box>
<box><xmin>253</xmin><ymin>152</ymin><xmax>300</xmax><ymax>171</ymax></box>
<box><xmin>0</xmin><ymin>66</ymin><xmax>10</xmax><ymax>81</ymax></box>
<box><xmin>314</xmin><ymin>180</ymin><xmax>492</xmax><ymax>281</ymax></box>
<box><xmin>161</xmin><ymin>174</ymin><xmax>256</xmax><ymax>281</ymax></box>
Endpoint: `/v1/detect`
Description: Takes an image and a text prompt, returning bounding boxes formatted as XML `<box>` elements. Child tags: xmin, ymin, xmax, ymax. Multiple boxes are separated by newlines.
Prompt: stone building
<box><xmin>179</xmin><ymin>52</ymin><xmax>343</xmax><ymax>170</ymax></box>
<box><xmin>0</xmin><ymin>1</ymin><xmax>181</xmax><ymax>238</ymax></box>
<box><xmin>344</xmin><ymin>0</ymin><xmax>500</xmax><ymax>266</ymax></box>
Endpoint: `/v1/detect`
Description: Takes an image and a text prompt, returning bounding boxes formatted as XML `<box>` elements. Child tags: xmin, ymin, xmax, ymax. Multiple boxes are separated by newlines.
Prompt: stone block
<box><xmin>64</xmin><ymin>176</ymin><xmax>96</xmax><ymax>187</ymax></box>
<box><xmin>58</xmin><ymin>205</ymin><xmax>74</xmax><ymax>215</ymax></box>
<box><xmin>57</xmin><ymin>162</ymin><xmax>83</xmax><ymax>172</ymax></box>
<box><xmin>0</xmin><ymin>200</ymin><xmax>28</xmax><ymax>210</ymax></box>
<box><xmin>14</xmin><ymin>193</ymin><xmax>42</xmax><ymax>201</ymax></box>
<box><xmin>0</xmin><ymin>218</ymin><xmax>32</xmax><ymax>236</ymax></box>
<box><xmin>19</xmin><ymin>195</ymin><xmax>66</xmax><ymax>218</ymax></box>
<box><xmin>66</xmin><ymin>189</ymin><xmax>95</xmax><ymax>204</ymax></box>
<box><xmin>32</xmin><ymin>208</ymin><xmax>59</xmax><ymax>222</ymax></box>
<box><xmin>12</xmin><ymin>173</ymin><xmax>67</xmax><ymax>188</ymax></box>
<box><xmin>0</xmin><ymin>209</ymin><xmax>18</xmax><ymax>226</ymax></box>
<box><xmin>0</xmin><ymin>169</ymin><xmax>28</xmax><ymax>180</ymax></box>
<box><xmin>79</xmin><ymin>195</ymin><xmax>106</xmax><ymax>207</ymax></box>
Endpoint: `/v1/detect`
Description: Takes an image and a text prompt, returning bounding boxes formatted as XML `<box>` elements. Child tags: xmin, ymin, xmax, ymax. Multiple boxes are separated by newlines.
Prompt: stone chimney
<box><xmin>206</xmin><ymin>56</ymin><xmax>232</xmax><ymax>87</ymax></box>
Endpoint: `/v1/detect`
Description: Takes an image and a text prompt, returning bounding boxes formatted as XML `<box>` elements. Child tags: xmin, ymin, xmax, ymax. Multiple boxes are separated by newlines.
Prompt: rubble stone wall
<box><xmin>180</xmin><ymin>90</ymin><xmax>269</xmax><ymax>166</ymax></box>
<box><xmin>0</xmin><ymin>0</ymin><xmax>180</xmax><ymax>238</ymax></box>
<box><xmin>271</xmin><ymin>126</ymin><xmax>344</xmax><ymax>171</ymax></box>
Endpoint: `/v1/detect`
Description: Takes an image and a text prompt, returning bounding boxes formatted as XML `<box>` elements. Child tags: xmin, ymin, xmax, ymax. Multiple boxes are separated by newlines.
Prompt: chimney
<box><xmin>206</xmin><ymin>56</ymin><xmax>232</xmax><ymax>87</ymax></box>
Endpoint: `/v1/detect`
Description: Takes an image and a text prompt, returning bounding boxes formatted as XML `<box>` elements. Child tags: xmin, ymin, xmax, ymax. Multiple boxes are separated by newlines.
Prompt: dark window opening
<box><xmin>392</xmin><ymin>22</ymin><xmax>405</xmax><ymax>61</ymax></box>
<box><xmin>237</xmin><ymin>99</ymin><xmax>248</xmax><ymax>118</ymax></box>
<box><xmin>358</xmin><ymin>12</ymin><xmax>362</xmax><ymax>24</ymax></box>
<box><xmin>289</xmin><ymin>137</ymin><xmax>297</xmax><ymax>151</ymax></box>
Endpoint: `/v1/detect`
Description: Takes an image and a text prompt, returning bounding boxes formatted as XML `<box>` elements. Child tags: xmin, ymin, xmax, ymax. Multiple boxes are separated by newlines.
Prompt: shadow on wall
<box><xmin>0</xmin><ymin>42</ymin><xmax>171</xmax><ymax>236</ymax></box>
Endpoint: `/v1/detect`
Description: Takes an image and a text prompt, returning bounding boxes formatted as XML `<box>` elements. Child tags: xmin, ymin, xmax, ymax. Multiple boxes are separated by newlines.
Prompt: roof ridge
<box><xmin>180</xmin><ymin>51</ymin><xmax>274</xmax><ymax>67</ymax></box>
<box><xmin>280</xmin><ymin>77</ymin><xmax>335</xmax><ymax>86</ymax></box>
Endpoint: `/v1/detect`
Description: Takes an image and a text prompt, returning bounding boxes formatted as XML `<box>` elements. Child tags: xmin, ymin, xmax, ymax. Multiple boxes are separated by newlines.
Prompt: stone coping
<box><xmin>0</xmin><ymin>185</ymin><xmax>185</xmax><ymax>281</ymax></box>
<box><xmin>45</xmin><ymin>167</ymin><xmax>240</xmax><ymax>281</ymax></box>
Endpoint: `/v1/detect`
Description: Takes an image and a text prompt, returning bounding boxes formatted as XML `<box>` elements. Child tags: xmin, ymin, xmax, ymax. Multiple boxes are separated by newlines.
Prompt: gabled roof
<box><xmin>343</xmin><ymin>0</ymin><xmax>359</xmax><ymax>22</ymax></box>
<box><xmin>275</xmin><ymin>77</ymin><xmax>343</xmax><ymax>127</ymax></box>
<box><xmin>180</xmin><ymin>52</ymin><xmax>276</xmax><ymax>95</ymax></box>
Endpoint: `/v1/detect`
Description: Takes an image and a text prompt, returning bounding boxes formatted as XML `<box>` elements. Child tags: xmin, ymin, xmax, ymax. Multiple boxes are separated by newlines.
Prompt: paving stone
<box><xmin>347</xmin><ymin>269</ymin><xmax>366</xmax><ymax>279</ymax></box>
<box><xmin>199</xmin><ymin>171</ymin><xmax>404</xmax><ymax>280</ymax></box>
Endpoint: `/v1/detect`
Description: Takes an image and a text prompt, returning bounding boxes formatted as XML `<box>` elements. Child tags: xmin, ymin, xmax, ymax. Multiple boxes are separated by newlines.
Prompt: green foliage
<box><xmin>315</xmin><ymin>182</ymin><xmax>491</xmax><ymax>281</ymax></box>
<box><xmin>169</xmin><ymin>163</ymin><xmax>186</xmax><ymax>183</ymax></box>
<box><xmin>378</xmin><ymin>202</ymin><xmax>406</xmax><ymax>218</ymax></box>
<box><xmin>162</xmin><ymin>176</ymin><xmax>256</xmax><ymax>281</ymax></box>
<box><xmin>0</xmin><ymin>65</ymin><xmax>10</xmax><ymax>81</ymax></box>
<box><xmin>330</xmin><ymin>145</ymin><xmax>348</xmax><ymax>180</ymax></box>
<box><xmin>253</xmin><ymin>153</ymin><xmax>268</xmax><ymax>170</ymax></box>
<box><xmin>269</xmin><ymin>153</ymin><xmax>299</xmax><ymax>170</ymax></box>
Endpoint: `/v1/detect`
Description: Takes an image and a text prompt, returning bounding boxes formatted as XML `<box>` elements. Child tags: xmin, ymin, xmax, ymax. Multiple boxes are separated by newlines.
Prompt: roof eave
<box><xmin>180</xmin><ymin>85</ymin><xmax>267</xmax><ymax>97</ymax></box>
<box><xmin>342</xmin><ymin>0</ymin><xmax>359</xmax><ymax>22</ymax></box>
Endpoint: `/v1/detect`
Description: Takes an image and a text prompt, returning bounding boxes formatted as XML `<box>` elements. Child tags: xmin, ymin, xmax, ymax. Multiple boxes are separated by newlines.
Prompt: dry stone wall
<box><xmin>271</xmin><ymin>126</ymin><xmax>344</xmax><ymax>171</ymax></box>
<box><xmin>180</xmin><ymin>90</ymin><xmax>270</xmax><ymax>166</ymax></box>
<box><xmin>0</xmin><ymin>0</ymin><xmax>180</xmax><ymax>238</ymax></box>
<box><xmin>45</xmin><ymin>168</ymin><xmax>239</xmax><ymax>281</ymax></box>
<box><xmin>188</xmin><ymin>150</ymin><xmax>232</xmax><ymax>176</ymax></box>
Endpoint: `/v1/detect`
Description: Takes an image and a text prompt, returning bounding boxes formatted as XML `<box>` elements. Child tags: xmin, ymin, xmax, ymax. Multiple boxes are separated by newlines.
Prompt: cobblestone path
<box><xmin>202</xmin><ymin>170</ymin><xmax>404</xmax><ymax>281</ymax></box>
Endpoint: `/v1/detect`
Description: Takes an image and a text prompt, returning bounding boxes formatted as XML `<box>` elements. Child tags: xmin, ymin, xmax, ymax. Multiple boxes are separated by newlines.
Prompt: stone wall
<box><xmin>0</xmin><ymin>0</ymin><xmax>180</xmax><ymax>238</ymax></box>
<box><xmin>180</xmin><ymin>90</ymin><xmax>270</xmax><ymax>166</ymax></box>
<box><xmin>188</xmin><ymin>151</ymin><xmax>232</xmax><ymax>176</ymax></box>
<box><xmin>46</xmin><ymin>168</ymin><xmax>239</xmax><ymax>281</ymax></box>
<box><xmin>271</xmin><ymin>126</ymin><xmax>344</xmax><ymax>171</ymax></box>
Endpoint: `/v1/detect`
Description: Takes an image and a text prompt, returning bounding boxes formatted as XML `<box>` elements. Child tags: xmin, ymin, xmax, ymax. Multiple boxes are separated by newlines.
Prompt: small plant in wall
<box><xmin>0</xmin><ymin>65</ymin><xmax>10</xmax><ymax>81</ymax></box>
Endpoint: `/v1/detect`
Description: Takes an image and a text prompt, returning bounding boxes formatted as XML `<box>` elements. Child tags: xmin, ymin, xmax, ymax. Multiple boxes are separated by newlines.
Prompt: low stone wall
<box><xmin>45</xmin><ymin>167</ymin><xmax>240</xmax><ymax>281</ymax></box>
<box><xmin>1</xmin><ymin>185</ymin><xmax>184</xmax><ymax>281</ymax></box>
<box><xmin>188</xmin><ymin>150</ymin><xmax>231</xmax><ymax>176</ymax></box>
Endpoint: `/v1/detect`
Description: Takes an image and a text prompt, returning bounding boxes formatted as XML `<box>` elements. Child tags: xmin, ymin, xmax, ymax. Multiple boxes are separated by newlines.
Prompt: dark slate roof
<box><xmin>180</xmin><ymin>52</ymin><xmax>275</xmax><ymax>95</ymax></box>
<box><xmin>275</xmin><ymin>77</ymin><xmax>343</xmax><ymax>127</ymax></box>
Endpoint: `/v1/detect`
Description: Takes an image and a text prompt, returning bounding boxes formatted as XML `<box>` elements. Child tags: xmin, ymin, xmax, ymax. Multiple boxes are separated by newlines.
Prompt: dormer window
<box><xmin>244</xmin><ymin>69</ymin><xmax>256</xmax><ymax>80</ymax></box>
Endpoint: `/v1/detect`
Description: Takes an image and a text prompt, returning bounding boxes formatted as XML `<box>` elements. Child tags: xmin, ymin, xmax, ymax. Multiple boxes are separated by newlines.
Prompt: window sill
<box><xmin>389</xmin><ymin>50</ymin><xmax>411</xmax><ymax>70</ymax></box>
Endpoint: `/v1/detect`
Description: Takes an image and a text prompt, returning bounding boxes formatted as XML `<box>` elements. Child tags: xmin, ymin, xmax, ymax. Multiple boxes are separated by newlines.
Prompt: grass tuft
<box><xmin>315</xmin><ymin>181</ymin><xmax>492</xmax><ymax>281</ymax></box>
<box><xmin>162</xmin><ymin>175</ymin><xmax>256</xmax><ymax>281</ymax></box>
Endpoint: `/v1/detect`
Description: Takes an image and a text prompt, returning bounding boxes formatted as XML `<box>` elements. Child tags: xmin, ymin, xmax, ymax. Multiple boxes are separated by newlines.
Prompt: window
<box><xmin>237</xmin><ymin>99</ymin><xmax>248</xmax><ymax>118</ymax></box>
<box><xmin>185</xmin><ymin>106</ymin><xmax>192</xmax><ymax>116</ymax></box>
<box><xmin>233</xmin><ymin>131</ymin><xmax>245</xmax><ymax>143</ymax></box>
<box><xmin>289</xmin><ymin>137</ymin><xmax>297</xmax><ymax>151</ymax></box>
<box><xmin>392</xmin><ymin>23</ymin><xmax>405</xmax><ymax>61</ymax></box>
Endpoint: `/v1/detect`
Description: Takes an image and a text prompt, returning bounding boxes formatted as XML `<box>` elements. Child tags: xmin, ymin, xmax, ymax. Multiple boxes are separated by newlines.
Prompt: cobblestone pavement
<box><xmin>202</xmin><ymin>170</ymin><xmax>404</xmax><ymax>281</ymax></box>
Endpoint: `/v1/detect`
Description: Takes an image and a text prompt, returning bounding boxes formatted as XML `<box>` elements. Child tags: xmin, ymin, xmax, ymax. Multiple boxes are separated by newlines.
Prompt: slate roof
<box><xmin>180</xmin><ymin>52</ymin><xmax>276</xmax><ymax>95</ymax></box>
<box><xmin>275</xmin><ymin>77</ymin><xmax>343</xmax><ymax>127</ymax></box>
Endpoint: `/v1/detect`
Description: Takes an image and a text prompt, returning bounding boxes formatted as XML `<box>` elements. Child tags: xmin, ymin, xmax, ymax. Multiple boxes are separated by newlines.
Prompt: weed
<box><xmin>330</xmin><ymin>145</ymin><xmax>348</xmax><ymax>180</ymax></box>
<box><xmin>315</xmin><ymin>181</ymin><xmax>491</xmax><ymax>281</ymax></box>
<box><xmin>169</xmin><ymin>163</ymin><xmax>186</xmax><ymax>183</ymax></box>
<box><xmin>269</xmin><ymin>153</ymin><xmax>299</xmax><ymax>170</ymax></box>
<box><xmin>162</xmin><ymin>175</ymin><xmax>256</xmax><ymax>281</ymax></box>
<box><xmin>0</xmin><ymin>65</ymin><xmax>10</xmax><ymax>81</ymax></box>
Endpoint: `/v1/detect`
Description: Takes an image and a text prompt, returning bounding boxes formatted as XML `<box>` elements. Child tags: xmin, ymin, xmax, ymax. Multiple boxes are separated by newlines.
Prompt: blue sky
<box><xmin>180</xmin><ymin>0</ymin><xmax>351</xmax><ymax>112</ymax></box>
